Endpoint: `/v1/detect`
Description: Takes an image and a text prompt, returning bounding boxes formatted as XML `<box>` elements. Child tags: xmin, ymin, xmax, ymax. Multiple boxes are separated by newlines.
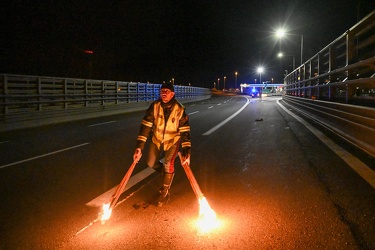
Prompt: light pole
<box><xmin>276</xmin><ymin>29</ymin><xmax>304</xmax><ymax>65</ymax></box>
<box><xmin>217</xmin><ymin>78</ymin><xmax>220</xmax><ymax>90</ymax></box>
<box><xmin>235</xmin><ymin>72</ymin><xmax>238</xmax><ymax>90</ymax></box>
<box><xmin>84</xmin><ymin>49</ymin><xmax>94</xmax><ymax>79</ymax></box>
<box><xmin>223</xmin><ymin>76</ymin><xmax>226</xmax><ymax>90</ymax></box>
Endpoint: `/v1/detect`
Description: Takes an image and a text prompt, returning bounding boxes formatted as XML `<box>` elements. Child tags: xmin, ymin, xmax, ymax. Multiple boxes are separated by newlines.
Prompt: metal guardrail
<box><xmin>284</xmin><ymin>10</ymin><xmax>375</xmax><ymax>107</ymax></box>
<box><xmin>282</xmin><ymin>95</ymin><xmax>375</xmax><ymax>158</ymax></box>
<box><xmin>282</xmin><ymin>11</ymin><xmax>375</xmax><ymax>158</ymax></box>
<box><xmin>0</xmin><ymin>74</ymin><xmax>211</xmax><ymax>131</ymax></box>
<box><xmin>0</xmin><ymin>75</ymin><xmax>210</xmax><ymax>114</ymax></box>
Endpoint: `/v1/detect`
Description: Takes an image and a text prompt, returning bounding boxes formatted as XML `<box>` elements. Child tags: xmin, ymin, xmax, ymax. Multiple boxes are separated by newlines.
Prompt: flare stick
<box><xmin>178</xmin><ymin>152</ymin><xmax>204</xmax><ymax>200</ymax></box>
<box><xmin>109</xmin><ymin>156</ymin><xmax>140</xmax><ymax>210</ymax></box>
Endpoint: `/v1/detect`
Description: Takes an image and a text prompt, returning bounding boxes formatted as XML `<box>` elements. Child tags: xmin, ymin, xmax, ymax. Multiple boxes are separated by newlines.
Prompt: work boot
<box><xmin>157</xmin><ymin>172</ymin><xmax>174</xmax><ymax>207</ymax></box>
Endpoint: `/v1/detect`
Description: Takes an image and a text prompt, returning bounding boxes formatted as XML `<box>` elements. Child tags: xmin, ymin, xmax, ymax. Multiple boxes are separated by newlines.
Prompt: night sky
<box><xmin>1</xmin><ymin>0</ymin><xmax>374</xmax><ymax>88</ymax></box>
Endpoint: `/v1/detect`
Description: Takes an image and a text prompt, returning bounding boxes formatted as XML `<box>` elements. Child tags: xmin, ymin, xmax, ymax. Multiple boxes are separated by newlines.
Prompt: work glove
<box><xmin>133</xmin><ymin>148</ymin><xmax>142</xmax><ymax>162</ymax></box>
<box><xmin>181</xmin><ymin>147</ymin><xmax>191</xmax><ymax>166</ymax></box>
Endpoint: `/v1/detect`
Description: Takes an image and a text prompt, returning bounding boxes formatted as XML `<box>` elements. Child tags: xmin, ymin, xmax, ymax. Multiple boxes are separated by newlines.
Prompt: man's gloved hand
<box><xmin>133</xmin><ymin>148</ymin><xmax>142</xmax><ymax>162</ymax></box>
<box><xmin>181</xmin><ymin>147</ymin><xmax>191</xmax><ymax>166</ymax></box>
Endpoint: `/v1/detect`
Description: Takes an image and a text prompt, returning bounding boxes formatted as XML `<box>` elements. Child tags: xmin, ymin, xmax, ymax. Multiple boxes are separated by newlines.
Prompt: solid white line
<box><xmin>0</xmin><ymin>143</ymin><xmax>90</xmax><ymax>169</ymax></box>
<box><xmin>188</xmin><ymin>111</ymin><xmax>199</xmax><ymax>115</ymax></box>
<box><xmin>277</xmin><ymin>99</ymin><xmax>375</xmax><ymax>189</ymax></box>
<box><xmin>87</xmin><ymin>120</ymin><xmax>117</xmax><ymax>127</ymax></box>
<box><xmin>203</xmin><ymin>96</ymin><xmax>250</xmax><ymax>136</ymax></box>
<box><xmin>86</xmin><ymin>167</ymin><xmax>156</xmax><ymax>207</ymax></box>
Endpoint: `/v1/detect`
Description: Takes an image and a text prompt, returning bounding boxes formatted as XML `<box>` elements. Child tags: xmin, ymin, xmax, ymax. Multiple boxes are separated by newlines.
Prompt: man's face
<box><xmin>160</xmin><ymin>89</ymin><xmax>175</xmax><ymax>103</ymax></box>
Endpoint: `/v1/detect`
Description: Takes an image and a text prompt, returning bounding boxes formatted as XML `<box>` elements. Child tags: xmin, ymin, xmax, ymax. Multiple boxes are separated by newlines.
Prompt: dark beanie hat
<box><xmin>161</xmin><ymin>82</ymin><xmax>174</xmax><ymax>92</ymax></box>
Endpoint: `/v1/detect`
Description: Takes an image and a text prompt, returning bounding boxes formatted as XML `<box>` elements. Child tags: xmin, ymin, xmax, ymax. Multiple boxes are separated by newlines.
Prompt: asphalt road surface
<box><xmin>1</xmin><ymin>95</ymin><xmax>374</xmax><ymax>249</ymax></box>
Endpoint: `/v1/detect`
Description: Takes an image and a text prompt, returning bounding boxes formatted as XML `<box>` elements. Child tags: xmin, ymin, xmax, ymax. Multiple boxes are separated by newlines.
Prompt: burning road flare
<box><xmin>100</xmin><ymin>203</ymin><xmax>112</xmax><ymax>224</ymax></box>
<box><xmin>178</xmin><ymin>153</ymin><xmax>220</xmax><ymax>232</ymax></box>
<box><xmin>100</xmin><ymin>155</ymin><xmax>141</xmax><ymax>223</ymax></box>
<box><xmin>197</xmin><ymin>197</ymin><xmax>220</xmax><ymax>232</ymax></box>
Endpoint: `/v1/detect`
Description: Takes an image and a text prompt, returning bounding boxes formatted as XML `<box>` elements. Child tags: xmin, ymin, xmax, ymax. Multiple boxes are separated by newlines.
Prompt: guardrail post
<box><xmin>137</xmin><ymin>83</ymin><xmax>140</xmax><ymax>102</ymax></box>
<box><xmin>37</xmin><ymin>77</ymin><xmax>42</xmax><ymax>111</ymax></box>
<box><xmin>346</xmin><ymin>30</ymin><xmax>355</xmax><ymax>80</ymax></box>
<box><xmin>64</xmin><ymin>78</ymin><xmax>68</xmax><ymax>109</ymax></box>
<box><xmin>101</xmin><ymin>81</ymin><xmax>105</xmax><ymax>106</ymax></box>
<box><xmin>2</xmin><ymin>75</ymin><xmax>8</xmax><ymax>114</ymax></box>
<box><xmin>84</xmin><ymin>80</ymin><xmax>89</xmax><ymax>107</ymax></box>
<box><xmin>127</xmin><ymin>82</ymin><xmax>130</xmax><ymax>103</ymax></box>
<box><xmin>329</xmin><ymin>46</ymin><xmax>334</xmax><ymax>83</ymax></box>
<box><xmin>116</xmin><ymin>82</ymin><xmax>119</xmax><ymax>104</ymax></box>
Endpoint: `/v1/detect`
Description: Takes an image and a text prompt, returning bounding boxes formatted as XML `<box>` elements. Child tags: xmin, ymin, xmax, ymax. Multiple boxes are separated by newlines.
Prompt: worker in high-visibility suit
<box><xmin>133</xmin><ymin>82</ymin><xmax>191</xmax><ymax>207</ymax></box>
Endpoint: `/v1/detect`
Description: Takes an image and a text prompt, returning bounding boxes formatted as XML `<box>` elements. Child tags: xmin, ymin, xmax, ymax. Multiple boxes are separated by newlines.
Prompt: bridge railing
<box><xmin>0</xmin><ymin>75</ymin><xmax>210</xmax><ymax>115</ymax></box>
<box><xmin>284</xmin><ymin>10</ymin><xmax>375</xmax><ymax>107</ymax></box>
<box><xmin>0</xmin><ymin>75</ymin><xmax>211</xmax><ymax>131</ymax></box>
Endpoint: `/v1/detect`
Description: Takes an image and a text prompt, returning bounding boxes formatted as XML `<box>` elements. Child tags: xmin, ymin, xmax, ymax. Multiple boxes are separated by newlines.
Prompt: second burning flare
<box><xmin>178</xmin><ymin>152</ymin><xmax>220</xmax><ymax>232</ymax></box>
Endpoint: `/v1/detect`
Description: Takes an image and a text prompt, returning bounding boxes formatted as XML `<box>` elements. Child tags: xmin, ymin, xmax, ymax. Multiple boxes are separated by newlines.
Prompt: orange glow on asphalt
<box><xmin>100</xmin><ymin>203</ymin><xmax>112</xmax><ymax>224</ymax></box>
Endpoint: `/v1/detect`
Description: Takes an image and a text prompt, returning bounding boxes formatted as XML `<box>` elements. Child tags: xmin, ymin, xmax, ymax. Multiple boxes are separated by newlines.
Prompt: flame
<box><xmin>197</xmin><ymin>197</ymin><xmax>220</xmax><ymax>233</ymax></box>
<box><xmin>100</xmin><ymin>203</ymin><xmax>112</xmax><ymax>224</ymax></box>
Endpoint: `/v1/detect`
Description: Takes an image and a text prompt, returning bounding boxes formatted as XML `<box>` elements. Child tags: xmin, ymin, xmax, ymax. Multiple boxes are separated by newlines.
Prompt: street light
<box><xmin>235</xmin><ymin>72</ymin><xmax>238</xmax><ymax>90</ymax></box>
<box><xmin>276</xmin><ymin>28</ymin><xmax>304</xmax><ymax>65</ymax></box>
<box><xmin>218</xmin><ymin>78</ymin><xmax>220</xmax><ymax>90</ymax></box>
<box><xmin>278</xmin><ymin>52</ymin><xmax>295</xmax><ymax>70</ymax></box>
<box><xmin>223</xmin><ymin>76</ymin><xmax>226</xmax><ymax>90</ymax></box>
<box><xmin>257</xmin><ymin>67</ymin><xmax>264</xmax><ymax>85</ymax></box>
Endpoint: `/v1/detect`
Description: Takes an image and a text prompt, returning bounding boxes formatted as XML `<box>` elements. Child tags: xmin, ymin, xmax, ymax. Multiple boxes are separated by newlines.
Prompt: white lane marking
<box><xmin>87</xmin><ymin>120</ymin><xmax>117</xmax><ymax>127</ymax></box>
<box><xmin>0</xmin><ymin>140</ymin><xmax>10</xmax><ymax>144</ymax></box>
<box><xmin>86</xmin><ymin>167</ymin><xmax>155</xmax><ymax>207</ymax></box>
<box><xmin>188</xmin><ymin>111</ymin><xmax>199</xmax><ymax>115</ymax></box>
<box><xmin>0</xmin><ymin>143</ymin><xmax>90</xmax><ymax>169</ymax></box>
<box><xmin>203</xmin><ymin>96</ymin><xmax>251</xmax><ymax>136</ymax></box>
<box><xmin>208</xmin><ymin>106</ymin><xmax>214</xmax><ymax>109</ymax></box>
<box><xmin>277</xmin><ymin>99</ymin><xmax>375</xmax><ymax>189</ymax></box>
<box><xmin>217</xmin><ymin>103</ymin><xmax>222</xmax><ymax>105</ymax></box>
